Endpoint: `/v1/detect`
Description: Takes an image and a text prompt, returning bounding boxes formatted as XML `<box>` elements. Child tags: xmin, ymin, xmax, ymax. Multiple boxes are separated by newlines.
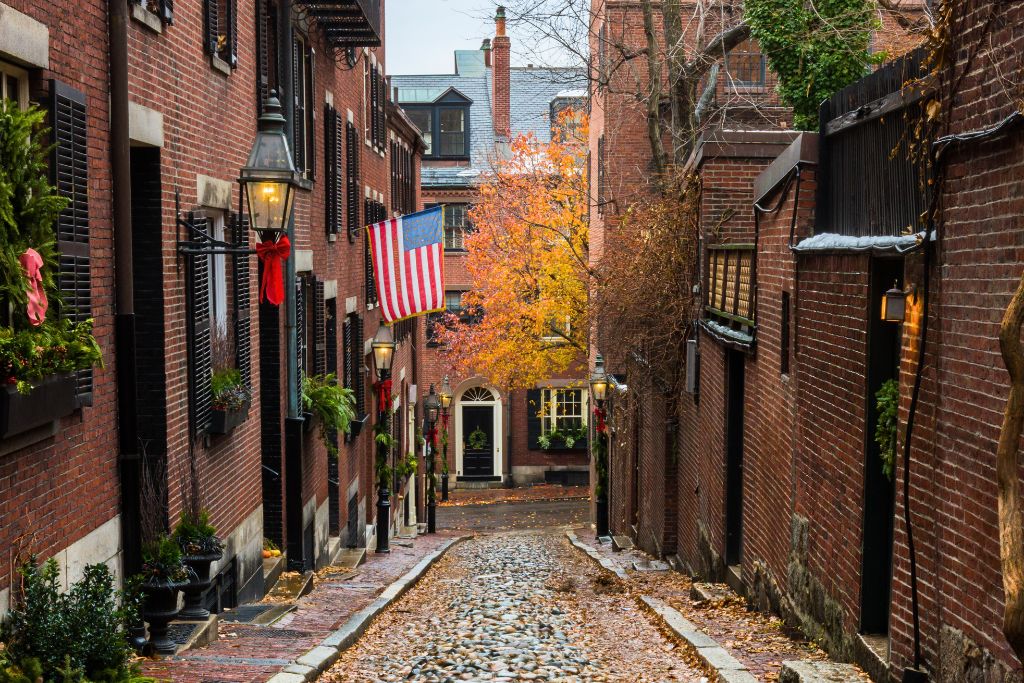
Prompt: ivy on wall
<box><xmin>745</xmin><ymin>0</ymin><xmax>880</xmax><ymax>129</ymax></box>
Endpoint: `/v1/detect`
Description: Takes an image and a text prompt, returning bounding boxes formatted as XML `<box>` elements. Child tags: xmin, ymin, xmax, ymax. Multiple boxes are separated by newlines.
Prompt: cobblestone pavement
<box><xmin>324</xmin><ymin>530</ymin><xmax>706</xmax><ymax>683</ymax></box>
<box><xmin>439</xmin><ymin>484</ymin><xmax>589</xmax><ymax>507</ymax></box>
<box><xmin>437</xmin><ymin>498</ymin><xmax>588</xmax><ymax>532</ymax></box>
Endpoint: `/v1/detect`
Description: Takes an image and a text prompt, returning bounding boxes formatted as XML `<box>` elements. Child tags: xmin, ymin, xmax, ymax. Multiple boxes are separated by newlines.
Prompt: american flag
<box><xmin>367</xmin><ymin>205</ymin><xmax>446</xmax><ymax>323</ymax></box>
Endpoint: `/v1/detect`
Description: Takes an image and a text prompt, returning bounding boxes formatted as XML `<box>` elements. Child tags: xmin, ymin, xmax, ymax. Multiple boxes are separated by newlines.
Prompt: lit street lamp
<box><xmin>439</xmin><ymin>375</ymin><xmax>453</xmax><ymax>502</ymax></box>
<box><xmin>372</xmin><ymin>324</ymin><xmax>395</xmax><ymax>553</ymax></box>
<box><xmin>239</xmin><ymin>92</ymin><xmax>300</xmax><ymax>236</ymax></box>
<box><xmin>424</xmin><ymin>385</ymin><xmax>441</xmax><ymax>534</ymax></box>
<box><xmin>590</xmin><ymin>354</ymin><xmax>610</xmax><ymax>538</ymax></box>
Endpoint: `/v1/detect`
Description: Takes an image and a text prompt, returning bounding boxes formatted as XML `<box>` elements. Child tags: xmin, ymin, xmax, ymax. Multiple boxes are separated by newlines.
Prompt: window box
<box><xmin>0</xmin><ymin>373</ymin><xmax>77</xmax><ymax>440</ymax></box>
<box><xmin>349</xmin><ymin>412</ymin><xmax>369</xmax><ymax>438</ymax></box>
<box><xmin>540</xmin><ymin>434</ymin><xmax>588</xmax><ymax>452</ymax></box>
<box><xmin>208</xmin><ymin>399</ymin><xmax>251</xmax><ymax>436</ymax></box>
<box><xmin>302</xmin><ymin>410</ymin><xmax>317</xmax><ymax>434</ymax></box>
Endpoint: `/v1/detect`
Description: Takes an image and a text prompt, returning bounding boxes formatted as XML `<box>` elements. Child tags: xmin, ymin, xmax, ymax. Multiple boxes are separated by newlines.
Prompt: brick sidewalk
<box><xmin>141</xmin><ymin>532</ymin><xmax>460</xmax><ymax>683</ymax></box>
<box><xmin>439</xmin><ymin>483</ymin><xmax>589</xmax><ymax>507</ymax></box>
<box><xmin>571</xmin><ymin>528</ymin><xmax>845</xmax><ymax>682</ymax></box>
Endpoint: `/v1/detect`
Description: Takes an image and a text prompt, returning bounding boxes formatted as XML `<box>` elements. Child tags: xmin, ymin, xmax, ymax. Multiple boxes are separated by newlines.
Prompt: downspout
<box><xmin>279</xmin><ymin>0</ymin><xmax>298</xmax><ymax>420</ymax></box>
<box><xmin>109</xmin><ymin>0</ymin><xmax>140</xmax><ymax>571</ymax></box>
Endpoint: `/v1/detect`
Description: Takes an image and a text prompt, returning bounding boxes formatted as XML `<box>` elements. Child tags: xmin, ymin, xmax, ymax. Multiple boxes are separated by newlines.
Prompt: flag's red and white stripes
<box><xmin>368</xmin><ymin>215</ymin><xmax>445</xmax><ymax>323</ymax></box>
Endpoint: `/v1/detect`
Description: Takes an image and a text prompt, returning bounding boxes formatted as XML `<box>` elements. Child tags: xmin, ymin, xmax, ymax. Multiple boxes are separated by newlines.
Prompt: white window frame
<box><xmin>0</xmin><ymin>62</ymin><xmax>30</xmax><ymax>109</ymax></box>
<box><xmin>208</xmin><ymin>212</ymin><xmax>228</xmax><ymax>335</ymax></box>
<box><xmin>540</xmin><ymin>388</ymin><xmax>587</xmax><ymax>436</ymax></box>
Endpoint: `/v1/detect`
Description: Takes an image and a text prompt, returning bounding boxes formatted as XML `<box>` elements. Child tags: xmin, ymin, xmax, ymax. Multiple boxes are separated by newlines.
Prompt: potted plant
<box><xmin>302</xmin><ymin>373</ymin><xmax>356</xmax><ymax>457</ymax></box>
<box><xmin>537</xmin><ymin>424</ymin><xmax>588</xmax><ymax>450</ymax></box>
<box><xmin>172</xmin><ymin>509</ymin><xmax>225</xmax><ymax>620</ymax></box>
<box><xmin>209</xmin><ymin>368</ymin><xmax>251</xmax><ymax>435</ymax></box>
<box><xmin>139</xmin><ymin>535</ymin><xmax>194</xmax><ymax>655</ymax></box>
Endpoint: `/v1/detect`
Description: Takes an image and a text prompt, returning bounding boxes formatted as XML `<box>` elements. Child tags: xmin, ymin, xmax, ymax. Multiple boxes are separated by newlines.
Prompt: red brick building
<box><xmin>0</xmin><ymin>0</ymin><xmax>423</xmax><ymax>626</ymax></box>
<box><xmin>392</xmin><ymin>9</ymin><xmax>589</xmax><ymax>489</ymax></box>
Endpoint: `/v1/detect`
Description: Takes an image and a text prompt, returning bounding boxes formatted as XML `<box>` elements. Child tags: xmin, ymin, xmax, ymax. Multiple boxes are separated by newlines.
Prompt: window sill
<box><xmin>296</xmin><ymin>177</ymin><xmax>314</xmax><ymax>192</ymax></box>
<box><xmin>211</xmin><ymin>54</ymin><xmax>232</xmax><ymax>77</ymax></box>
<box><xmin>729</xmin><ymin>84</ymin><xmax>768</xmax><ymax>94</ymax></box>
<box><xmin>131</xmin><ymin>3</ymin><xmax>163</xmax><ymax>33</ymax></box>
<box><xmin>443</xmin><ymin>248</ymin><xmax>467</xmax><ymax>254</ymax></box>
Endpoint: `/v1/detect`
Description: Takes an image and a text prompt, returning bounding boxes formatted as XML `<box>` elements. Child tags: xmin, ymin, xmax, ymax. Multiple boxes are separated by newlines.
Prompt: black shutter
<box><xmin>353</xmin><ymin>314</ymin><xmax>365</xmax><ymax>417</ymax></box>
<box><xmin>51</xmin><ymin>81</ymin><xmax>93</xmax><ymax>404</ymax></box>
<box><xmin>346</xmin><ymin>121</ymin><xmax>360</xmax><ymax>242</ymax></box>
<box><xmin>228</xmin><ymin>0</ymin><xmax>238</xmax><ymax>67</ymax></box>
<box><xmin>292</xmin><ymin>34</ymin><xmax>305</xmax><ymax>174</ymax></box>
<box><xmin>342</xmin><ymin>316</ymin><xmax>353</xmax><ymax>391</ymax></box>
<box><xmin>526</xmin><ymin>389</ymin><xmax>542</xmax><ymax>450</ymax></box>
<box><xmin>377</xmin><ymin>72</ymin><xmax>387</xmax><ymax>149</ymax></box>
<box><xmin>186</xmin><ymin>214</ymin><xmax>213</xmax><ymax>436</ymax></box>
<box><xmin>296</xmin><ymin>276</ymin><xmax>307</xmax><ymax>392</ymax></box>
<box><xmin>203</xmin><ymin>0</ymin><xmax>218</xmax><ymax>56</ymax></box>
<box><xmin>313</xmin><ymin>279</ymin><xmax>327</xmax><ymax>376</ymax></box>
<box><xmin>364</xmin><ymin>201</ymin><xmax>376</xmax><ymax>305</ymax></box>
<box><xmin>325</xmin><ymin>105</ymin><xmax>342</xmax><ymax>235</ymax></box>
<box><xmin>232</xmin><ymin>213</ymin><xmax>252</xmax><ymax>387</ymax></box>
<box><xmin>307</xmin><ymin>46</ymin><xmax>316</xmax><ymax>180</ymax></box>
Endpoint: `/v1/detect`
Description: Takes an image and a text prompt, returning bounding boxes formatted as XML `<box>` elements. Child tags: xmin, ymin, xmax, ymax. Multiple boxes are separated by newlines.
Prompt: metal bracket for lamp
<box><xmin>174</xmin><ymin>189</ymin><xmax>256</xmax><ymax>257</ymax></box>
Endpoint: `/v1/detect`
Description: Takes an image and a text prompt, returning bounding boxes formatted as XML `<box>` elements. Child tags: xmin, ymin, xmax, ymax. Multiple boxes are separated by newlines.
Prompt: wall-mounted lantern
<box><xmin>239</xmin><ymin>93</ymin><xmax>300</xmax><ymax>235</ymax></box>
<box><xmin>881</xmin><ymin>282</ymin><xmax>916</xmax><ymax>323</ymax></box>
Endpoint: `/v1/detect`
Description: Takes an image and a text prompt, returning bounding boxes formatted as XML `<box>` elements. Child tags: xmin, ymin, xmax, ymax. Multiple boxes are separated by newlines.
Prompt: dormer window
<box><xmin>399</xmin><ymin>87</ymin><xmax>472</xmax><ymax>159</ymax></box>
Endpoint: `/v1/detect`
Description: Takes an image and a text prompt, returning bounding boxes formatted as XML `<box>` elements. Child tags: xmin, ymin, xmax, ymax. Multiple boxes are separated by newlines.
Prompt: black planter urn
<box><xmin>179</xmin><ymin>551</ymin><xmax>223</xmax><ymax>620</ymax></box>
<box><xmin>141</xmin><ymin>580</ymin><xmax>188</xmax><ymax>655</ymax></box>
<box><xmin>0</xmin><ymin>373</ymin><xmax>77</xmax><ymax>439</ymax></box>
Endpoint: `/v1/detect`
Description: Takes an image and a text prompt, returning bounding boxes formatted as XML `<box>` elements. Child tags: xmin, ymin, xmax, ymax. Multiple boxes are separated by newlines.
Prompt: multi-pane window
<box><xmin>0</xmin><ymin>62</ymin><xmax>28</xmax><ymax>109</ymax></box>
<box><xmin>445</xmin><ymin>291</ymin><xmax>464</xmax><ymax>312</ymax></box>
<box><xmin>204</xmin><ymin>0</ymin><xmax>238</xmax><ymax>68</ymax></box>
<box><xmin>443</xmin><ymin>204</ymin><xmax>470</xmax><ymax>251</ymax></box>
<box><xmin>390</xmin><ymin>138</ymin><xmax>415</xmax><ymax>215</ymax></box>
<box><xmin>540</xmin><ymin>388</ymin><xmax>585</xmax><ymax>435</ymax></box>
<box><xmin>705</xmin><ymin>245</ymin><xmax>755</xmax><ymax>327</ymax></box>
<box><xmin>293</xmin><ymin>32</ymin><xmax>315</xmax><ymax>178</ymax></box>
<box><xmin>406</xmin><ymin>109</ymin><xmax>432</xmax><ymax>155</ymax></box>
<box><xmin>439</xmin><ymin>108</ymin><xmax>467</xmax><ymax>156</ymax></box>
<box><xmin>726</xmin><ymin>40</ymin><xmax>766</xmax><ymax>87</ymax></box>
<box><xmin>208</xmin><ymin>212</ymin><xmax>228</xmax><ymax>336</ymax></box>
<box><xmin>550</xmin><ymin>96</ymin><xmax>585</xmax><ymax>141</ymax></box>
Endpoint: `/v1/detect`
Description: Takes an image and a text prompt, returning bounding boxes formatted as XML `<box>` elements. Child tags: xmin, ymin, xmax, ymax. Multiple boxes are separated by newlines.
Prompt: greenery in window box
<box><xmin>395</xmin><ymin>452</ymin><xmax>418</xmax><ymax>480</ymax></box>
<box><xmin>172</xmin><ymin>509</ymin><xmax>225</xmax><ymax>558</ymax></box>
<box><xmin>874</xmin><ymin>378</ymin><xmax>899</xmax><ymax>481</ymax></box>
<box><xmin>538</xmin><ymin>424</ymin><xmax>587</xmax><ymax>450</ymax></box>
<box><xmin>140</xmin><ymin>535</ymin><xmax>193</xmax><ymax>587</ymax></box>
<box><xmin>0</xmin><ymin>319</ymin><xmax>103</xmax><ymax>395</ymax></box>
<box><xmin>211</xmin><ymin>367</ymin><xmax>250</xmax><ymax>411</ymax></box>
<box><xmin>0</xmin><ymin>557</ymin><xmax>150</xmax><ymax>683</ymax></box>
<box><xmin>301</xmin><ymin>373</ymin><xmax>356</xmax><ymax>458</ymax></box>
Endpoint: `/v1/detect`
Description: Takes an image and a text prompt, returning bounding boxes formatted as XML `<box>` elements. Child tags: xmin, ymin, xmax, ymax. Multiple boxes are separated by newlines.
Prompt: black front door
<box><xmin>462</xmin><ymin>405</ymin><xmax>494</xmax><ymax>478</ymax></box>
<box><xmin>726</xmin><ymin>349</ymin><xmax>745</xmax><ymax>566</ymax></box>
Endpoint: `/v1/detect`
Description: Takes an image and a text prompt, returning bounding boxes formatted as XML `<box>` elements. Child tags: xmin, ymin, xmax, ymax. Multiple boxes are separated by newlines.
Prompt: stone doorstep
<box><xmin>564</xmin><ymin>530</ymin><xmax>629</xmax><ymax>580</ymax></box>
<box><xmin>780</xmin><ymin>660</ymin><xmax>865</xmax><ymax>683</ymax></box>
<box><xmin>265</xmin><ymin>535</ymin><xmax>470</xmax><ymax>683</ymax></box>
<box><xmin>611</xmin><ymin>535</ymin><xmax>634</xmax><ymax>552</ymax></box>
<box><xmin>173</xmin><ymin>614</ymin><xmax>219</xmax><ymax>654</ymax></box>
<box><xmin>691</xmin><ymin>582</ymin><xmax>736</xmax><ymax>604</ymax></box>
<box><xmin>334</xmin><ymin>546</ymin><xmax>366</xmax><ymax>570</ymax></box>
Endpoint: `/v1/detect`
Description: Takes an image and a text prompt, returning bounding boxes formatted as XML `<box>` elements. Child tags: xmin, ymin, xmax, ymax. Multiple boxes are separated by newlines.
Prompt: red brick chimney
<box><xmin>482</xmin><ymin>38</ymin><xmax>492</xmax><ymax>67</ymax></box>
<box><xmin>491</xmin><ymin>6</ymin><xmax>511</xmax><ymax>140</ymax></box>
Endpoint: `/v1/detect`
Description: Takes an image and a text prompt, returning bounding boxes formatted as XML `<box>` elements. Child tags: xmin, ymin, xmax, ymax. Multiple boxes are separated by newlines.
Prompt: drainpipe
<box><xmin>110</xmin><ymin>0</ymin><xmax>144</xmax><ymax>648</ymax></box>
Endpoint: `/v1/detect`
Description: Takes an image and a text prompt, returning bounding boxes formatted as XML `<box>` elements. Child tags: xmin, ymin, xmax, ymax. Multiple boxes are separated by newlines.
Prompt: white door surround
<box><xmin>454</xmin><ymin>384</ymin><xmax>502</xmax><ymax>481</ymax></box>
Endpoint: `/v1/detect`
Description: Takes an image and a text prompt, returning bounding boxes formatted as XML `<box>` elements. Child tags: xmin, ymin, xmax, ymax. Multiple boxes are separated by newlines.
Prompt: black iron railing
<box><xmin>299</xmin><ymin>0</ymin><xmax>382</xmax><ymax>48</ymax></box>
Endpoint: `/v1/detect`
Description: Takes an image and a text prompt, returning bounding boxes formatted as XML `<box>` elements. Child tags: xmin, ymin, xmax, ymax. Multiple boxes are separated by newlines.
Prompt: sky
<box><xmin>386</xmin><ymin>0</ymin><xmax>497</xmax><ymax>76</ymax></box>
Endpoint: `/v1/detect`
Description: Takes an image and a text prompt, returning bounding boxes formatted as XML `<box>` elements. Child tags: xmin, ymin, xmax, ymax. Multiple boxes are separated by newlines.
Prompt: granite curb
<box><xmin>565</xmin><ymin>530</ymin><xmax>757</xmax><ymax>683</ymax></box>
<box><xmin>266</xmin><ymin>535</ymin><xmax>470</xmax><ymax>683</ymax></box>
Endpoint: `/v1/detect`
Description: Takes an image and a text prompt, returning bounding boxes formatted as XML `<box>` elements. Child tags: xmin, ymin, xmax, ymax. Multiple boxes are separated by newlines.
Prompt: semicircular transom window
<box><xmin>462</xmin><ymin>387</ymin><xmax>496</xmax><ymax>402</ymax></box>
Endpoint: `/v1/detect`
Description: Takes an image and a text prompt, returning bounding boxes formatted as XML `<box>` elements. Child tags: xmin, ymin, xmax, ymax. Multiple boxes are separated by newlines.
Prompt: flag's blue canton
<box><xmin>401</xmin><ymin>206</ymin><xmax>443</xmax><ymax>252</ymax></box>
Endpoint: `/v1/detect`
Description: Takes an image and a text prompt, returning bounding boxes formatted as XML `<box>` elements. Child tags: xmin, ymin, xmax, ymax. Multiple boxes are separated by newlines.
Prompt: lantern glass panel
<box><xmin>882</xmin><ymin>288</ymin><xmax>906</xmax><ymax>322</ymax></box>
<box><xmin>245</xmin><ymin>180</ymin><xmax>294</xmax><ymax>233</ymax></box>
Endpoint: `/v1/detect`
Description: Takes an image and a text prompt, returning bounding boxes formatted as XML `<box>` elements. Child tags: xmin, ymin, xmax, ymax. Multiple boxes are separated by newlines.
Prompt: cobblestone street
<box><xmin>324</xmin><ymin>527</ymin><xmax>704</xmax><ymax>682</ymax></box>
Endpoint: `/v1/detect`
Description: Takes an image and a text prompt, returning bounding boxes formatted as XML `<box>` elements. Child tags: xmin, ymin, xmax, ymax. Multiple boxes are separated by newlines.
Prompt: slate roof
<box><xmin>391</xmin><ymin>50</ymin><xmax>586</xmax><ymax>189</ymax></box>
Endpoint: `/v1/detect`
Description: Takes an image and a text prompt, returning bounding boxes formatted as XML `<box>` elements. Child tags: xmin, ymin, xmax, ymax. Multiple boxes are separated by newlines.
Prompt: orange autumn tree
<box><xmin>435</xmin><ymin>112</ymin><xmax>589</xmax><ymax>390</ymax></box>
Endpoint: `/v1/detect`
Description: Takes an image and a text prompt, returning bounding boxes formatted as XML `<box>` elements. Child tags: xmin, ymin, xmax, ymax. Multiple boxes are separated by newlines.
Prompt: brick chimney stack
<box><xmin>481</xmin><ymin>38</ymin><xmax>492</xmax><ymax>67</ymax></box>
<box><xmin>491</xmin><ymin>6</ymin><xmax>511</xmax><ymax>140</ymax></box>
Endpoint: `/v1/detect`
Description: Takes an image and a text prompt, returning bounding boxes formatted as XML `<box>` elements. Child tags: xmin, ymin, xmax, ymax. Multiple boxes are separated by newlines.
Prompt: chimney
<box><xmin>491</xmin><ymin>6</ymin><xmax>511</xmax><ymax>140</ymax></box>
<box><xmin>481</xmin><ymin>38</ymin><xmax>492</xmax><ymax>67</ymax></box>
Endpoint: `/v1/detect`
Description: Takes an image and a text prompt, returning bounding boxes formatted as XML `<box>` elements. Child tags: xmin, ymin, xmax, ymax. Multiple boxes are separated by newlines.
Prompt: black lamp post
<box><xmin>590</xmin><ymin>354</ymin><xmax>610</xmax><ymax>538</ymax></box>
<box><xmin>439</xmin><ymin>375</ymin><xmax>453</xmax><ymax>502</ymax></box>
<box><xmin>372</xmin><ymin>324</ymin><xmax>395</xmax><ymax>553</ymax></box>
<box><xmin>424</xmin><ymin>385</ymin><xmax>441</xmax><ymax>533</ymax></box>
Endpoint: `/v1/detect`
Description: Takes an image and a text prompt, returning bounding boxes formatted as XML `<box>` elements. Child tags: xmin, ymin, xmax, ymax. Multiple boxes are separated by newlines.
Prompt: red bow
<box><xmin>256</xmin><ymin>235</ymin><xmax>291</xmax><ymax>306</ymax></box>
<box><xmin>20</xmin><ymin>248</ymin><xmax>47</xmax><ymax>326</ymax></box>
<box><xmin>441</xmin><ymin>412</ymin><xmax>449</xmax><ymax>432</ymax></box>
<box><xmin>594</xmin><ymin>407</ymin><xmax>608</xmax><ymax>434</ymax></box>
<box><xmin>377</xmin><ymin>379</ymin><xmax>392</xmax><ymax>410</ymax></box>
<box><xmin>427</xmin><ymin>426</ymin><xmax>438</xmax><ymax>449</ymax></box>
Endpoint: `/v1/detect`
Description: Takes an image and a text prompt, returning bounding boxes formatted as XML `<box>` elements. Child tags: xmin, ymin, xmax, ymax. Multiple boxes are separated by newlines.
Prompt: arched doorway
<box><xmin>456</xmin><ymin>385</ymin><xmax>503</xmax><ymax>482</ymax></box>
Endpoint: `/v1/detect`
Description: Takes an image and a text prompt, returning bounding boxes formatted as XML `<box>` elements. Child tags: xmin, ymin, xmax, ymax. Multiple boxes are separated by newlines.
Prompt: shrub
<box><xmin>0</xmin><ymin>558</ymin><xmax>146</xmax><ymax>682</ymax></box>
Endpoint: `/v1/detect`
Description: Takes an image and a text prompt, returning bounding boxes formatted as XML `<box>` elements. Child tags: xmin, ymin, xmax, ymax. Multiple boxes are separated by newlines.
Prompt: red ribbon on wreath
<box><xmin>594</xmin><ymin>407</ymin><xmax>608</xmax><ymax>434</ymax></box>
<box><xmin>377</xmin><ymin>378</ymin><xmax>392</xmax><ymax>410</ymax></box>
<box><xmin>20</xmin><ymin>248</ymin><xmax>48</xmax><ymax>327</ymax></box>
<box><xmin>256</xmin><ymin>235</ymin><xmax>291</xmax><ymax>306</ymax></box>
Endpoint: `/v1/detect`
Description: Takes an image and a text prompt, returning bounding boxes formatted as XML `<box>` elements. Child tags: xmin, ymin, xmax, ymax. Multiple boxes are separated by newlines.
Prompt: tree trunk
<box><xmin>998</xmin><ymin>270</ymin><xmax>1024</xmax><ymax>661</ymax></box>
<box><xmin>641</xmin><ymin>0</ymin><xmax>667</xmax><ymax>179</ymax></box>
